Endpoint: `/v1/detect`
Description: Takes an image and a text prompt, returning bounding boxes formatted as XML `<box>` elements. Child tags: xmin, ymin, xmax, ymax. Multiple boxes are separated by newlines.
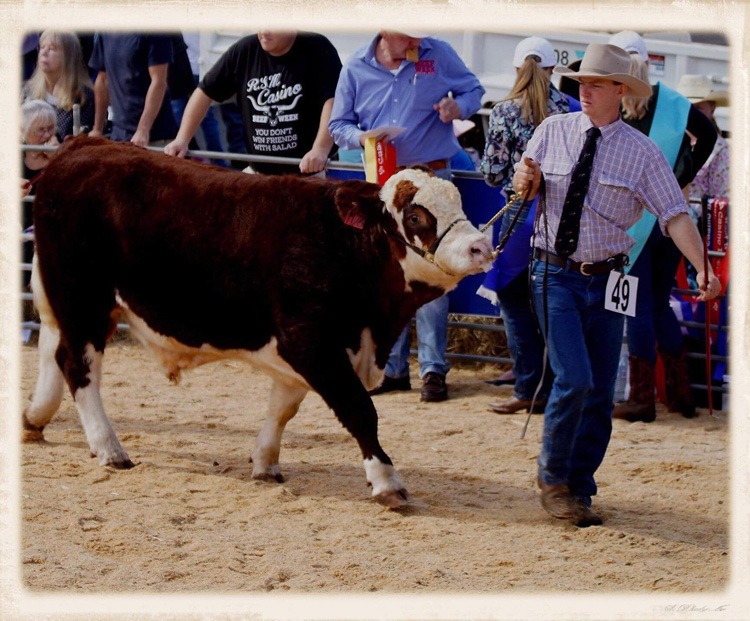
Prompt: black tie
<box><xmin>554</xmin><ymin>126</ymin><xmax>601</xmax><ymax>258</ymax></box>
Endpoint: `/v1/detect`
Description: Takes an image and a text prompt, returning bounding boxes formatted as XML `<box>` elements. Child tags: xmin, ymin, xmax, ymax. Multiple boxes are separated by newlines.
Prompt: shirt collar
<box><xmin>578</xmin><ymin>111</ymin><xmax>623</xmax><ymax>142</ymax></box>
<box><xmin>363</xmin><ymin>35</ymin><xmax>432</xmax><ymax>69</ymax></box>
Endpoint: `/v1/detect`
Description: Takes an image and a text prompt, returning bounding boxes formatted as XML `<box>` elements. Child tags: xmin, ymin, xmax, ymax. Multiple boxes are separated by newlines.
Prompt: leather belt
<box><xmin>397</xmin><ymin>159</ymin><xmax>448</xmax><ymax>172</ymax></box>
<box><xmin>534</xmin><ymin>249</ymin><xmax>629</xmax><ymax>276</ymax></box>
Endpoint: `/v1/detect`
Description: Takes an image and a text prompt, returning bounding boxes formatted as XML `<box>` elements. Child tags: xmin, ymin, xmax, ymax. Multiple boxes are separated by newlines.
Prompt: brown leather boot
<box><xmin>612</xmin><ymin>356</ymin><xmax>655</xmax><ymax>423</ymax></box>
<box><xmin>658</xmin><ymin>346</ymin><xmax>697</xmax><ymax>418</ymax></box>
<box><xmin>537</xmin><ymin>476</ymin><xmax>575</xmax><ymax>519</ymax></box>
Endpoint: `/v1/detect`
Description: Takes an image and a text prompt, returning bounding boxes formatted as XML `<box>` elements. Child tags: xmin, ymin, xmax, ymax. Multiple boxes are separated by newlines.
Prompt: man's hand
<box><xmin>433</xmin><ymin>97</ymin><xmax>461</xmax><ymax>123</ymax></box>
<box><xmin>130</xmin><ymin>128</ymin><xmax>150</xmax><ymax>148</ymax></box>
<box><xmin>695</xmin><ymin>270</ymin><xmax>721</xmax><ymax>302</ymax></box>
<box><xmin>164</xmin><ymin>139</ymin><xmax>190</xmax><ymax>158</ymax></box>
<box><xmin>299</xmin><ymin>146</ymin><xmax>329</xmax><ymax>174</ymax></box>
<box><xmin>88</xmin><ymin>128</ymin><xmax>104</xmax><ymax>139</ymax></box>
<box><xmin>513</xmin><ymin>157</ymin><xmax>542</xmax><ymax>197</ymax></box>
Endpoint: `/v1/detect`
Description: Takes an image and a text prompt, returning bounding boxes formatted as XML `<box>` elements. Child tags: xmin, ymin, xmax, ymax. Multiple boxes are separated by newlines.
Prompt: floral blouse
<box><xmin>688</xmin><ymin>134</ymin><xmax>729</xmax><ymax>201</ymax></box>
<box><xmin>480</xmin><ymin>83</ymin><xmax>571</xmax><ymax>198</ymax></box>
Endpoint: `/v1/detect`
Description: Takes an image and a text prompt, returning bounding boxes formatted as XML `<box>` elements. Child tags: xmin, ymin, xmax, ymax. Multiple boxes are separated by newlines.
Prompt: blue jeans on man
<box><xmin>530</xmin><ymin>259</ymin><xmax>625</xmax><ymax>506</ymax></box>
<box><xmin>386</xmin><ymin>294</ymin><xmax>451</xmax><ymax>380</ymax></box>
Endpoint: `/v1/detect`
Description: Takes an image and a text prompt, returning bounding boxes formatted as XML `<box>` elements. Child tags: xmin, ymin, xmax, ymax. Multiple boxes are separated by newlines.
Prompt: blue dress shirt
<box><xmin>329</xmin><ymin>36</ymin><xmax>485</xmax><ymax>167</ymax></box>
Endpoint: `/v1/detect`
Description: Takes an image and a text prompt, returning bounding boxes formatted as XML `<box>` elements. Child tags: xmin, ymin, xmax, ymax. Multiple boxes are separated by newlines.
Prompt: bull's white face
<box><xmin>380</xmin><ymin>169</ymin><xmax>493</xmax><ymax>289</ymax></box>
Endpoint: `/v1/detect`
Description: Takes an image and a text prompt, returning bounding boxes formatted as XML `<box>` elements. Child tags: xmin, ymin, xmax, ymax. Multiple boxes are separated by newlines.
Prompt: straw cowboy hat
<box><xmin>554</xmin><ymin>43</ymin><xmax>652</xmax><ymax>98</ymax></box>
<box><xmin>677</xmin><ymin>74</ymin><xmax>729</xmax><ymax>106</ymax></box>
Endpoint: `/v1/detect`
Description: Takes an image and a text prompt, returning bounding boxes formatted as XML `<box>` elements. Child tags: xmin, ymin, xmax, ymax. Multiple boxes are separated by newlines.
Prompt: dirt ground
<box><xmin>19</xmin><ymin>341</ymin><xmax>728</xmax><ymax>593</ymax></box>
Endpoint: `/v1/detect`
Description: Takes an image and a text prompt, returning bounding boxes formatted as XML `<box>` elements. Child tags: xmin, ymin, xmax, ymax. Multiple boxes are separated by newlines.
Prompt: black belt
<box><xmin>534</xmin><ymin>249</ymin><xmax>629</xmax><ymax>276</ymax></box>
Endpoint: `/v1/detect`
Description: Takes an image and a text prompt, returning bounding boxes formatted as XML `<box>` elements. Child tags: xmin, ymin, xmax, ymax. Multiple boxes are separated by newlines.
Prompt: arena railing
<box><xmin>19</xmin><ymin>144</ymin><xmax>729</xmax><ymax>395</ymax></box>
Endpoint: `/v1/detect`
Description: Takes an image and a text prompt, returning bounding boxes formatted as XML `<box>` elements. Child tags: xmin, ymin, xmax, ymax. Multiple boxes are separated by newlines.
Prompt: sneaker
<box><xmin>369</xmin><ymin>375</ymin><xmax>411</xmax><ymax>395</ymax></box>
<box><xmin>420</xmin><ymin>372</ymin><xmax>448</xmax><ymax>402</ymax></box>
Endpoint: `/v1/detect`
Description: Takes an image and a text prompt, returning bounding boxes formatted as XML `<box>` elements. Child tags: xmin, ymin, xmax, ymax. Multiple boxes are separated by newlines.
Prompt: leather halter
<box><xmin>386</xmin><ymin>217</ymin><xmax>466</xmax><ymax>277</ymax></box>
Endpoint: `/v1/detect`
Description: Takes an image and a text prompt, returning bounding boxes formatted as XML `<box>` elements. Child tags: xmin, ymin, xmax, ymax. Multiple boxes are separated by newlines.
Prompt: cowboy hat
<box><xmin>554</xmin><ymin>43</ymin><xmax>652</xmax><ymax>98</ymax></box>
<box><xmin>677</xmin><ymin>74</ymin><xmax>729</xmax><ymax>106</ymax></box>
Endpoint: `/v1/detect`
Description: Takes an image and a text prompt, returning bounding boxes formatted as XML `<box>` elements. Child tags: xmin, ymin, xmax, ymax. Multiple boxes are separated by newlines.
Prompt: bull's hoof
<box><xmin>252</xmin><ymin>471</ymin><xmax>285</xmax><ymax>483</ymax></box>
<box><xmin>373</xmin><ymin>488</ymin><xmax>411</xmax><ymax>509</ymax></box>
<box><xmin>22</xmin><ymin>412</ymin><xmax>45</xmax><ymax>443</ymax></box>
<box><xmin>105</xmin><ymin>457</ymin><xmax>136</xmax><ymax>470</ymax></box>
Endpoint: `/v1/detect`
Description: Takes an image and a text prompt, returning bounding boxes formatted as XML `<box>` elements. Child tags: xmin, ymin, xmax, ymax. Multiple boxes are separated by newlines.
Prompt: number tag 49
<box><xmin>605</xmin><ymin>271</ymin><xmax>638</xmax><ymax>317</ymax></box>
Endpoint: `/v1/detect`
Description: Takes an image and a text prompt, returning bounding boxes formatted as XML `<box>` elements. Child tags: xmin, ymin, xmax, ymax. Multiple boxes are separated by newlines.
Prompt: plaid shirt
<box><xmin>523</xmin><ymin>112</ymin><xmax>689</xmax><ymax>263</ymax></box>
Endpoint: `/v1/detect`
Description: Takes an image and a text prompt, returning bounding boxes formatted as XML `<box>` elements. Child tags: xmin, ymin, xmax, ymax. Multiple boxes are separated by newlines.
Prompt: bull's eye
<box><xmin>408</xmin><ymin>214</ymin><xmax>420</xmax><ymax>224</ymax></box>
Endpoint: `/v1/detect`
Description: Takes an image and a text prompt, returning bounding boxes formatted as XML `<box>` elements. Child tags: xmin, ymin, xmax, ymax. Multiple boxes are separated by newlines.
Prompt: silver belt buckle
<box><xmin>579</xmin><ymin>261</ymin><xmax>595</xmax><ymax>276</ymax></box>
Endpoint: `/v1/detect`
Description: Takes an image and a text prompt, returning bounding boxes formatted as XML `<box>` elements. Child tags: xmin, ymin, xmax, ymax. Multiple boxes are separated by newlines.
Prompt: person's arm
<box><xmin>666</xmin><ymin>213</ymin><xmax>720</xmax><ymax>301</ymax></box>
<box><xmin>90</xmin><ymin>71</ymin><xmax>109</xmax><ymax>137</ymax></box>
<box><xmin>164</xmin><ymin>87</ymin><xmax>214</xmax><ymax>157</ymax></box>
<box><xmin>299</xmin><ymin>97</ymin><xmax>335</xmax><ymax>173</ymax></box>
<box><xmin>328</xmin><ymin>66</ymin><xmax>366</xmax><ymax>151</ymax></box>
<box><xmin>130</xmin><ymin>62</ymin><xmax>169</xmax><ymax>147</ymax></box>
<box><xmin>511</xmin><ymin>120</ymin><xmax>547</xmax><ymax>199</ymax></box>
<box><xmin>435</xmin><ymin>43</ymin><xmax>485</xmax><ymax>122</ymax></box>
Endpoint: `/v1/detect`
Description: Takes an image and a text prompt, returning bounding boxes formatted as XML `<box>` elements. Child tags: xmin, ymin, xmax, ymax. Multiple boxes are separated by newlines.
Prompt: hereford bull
<box><xmin>23</xmin><ymin>136</ymin><xmax>493</xmax><ymax>507</ymax></box>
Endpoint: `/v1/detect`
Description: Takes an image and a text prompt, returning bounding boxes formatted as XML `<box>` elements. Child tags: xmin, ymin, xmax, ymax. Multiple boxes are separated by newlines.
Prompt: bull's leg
<box><xmin>23</xmin><ymin>323</ymin><xmax>65</xmax><ymax>441</ymax></box>
<box><xmin>57</xmin><ymin>341</ymin><xmax>134</xmax><ymax>469</ymax></box>
<box><xmin>279</xmin><ymin>343</ymin><xmax>409</xmax><ymax>508</ymax></box>
<box><xmin>251</xmin><ymin>380</ymin><xmax>307</xmax><ymax>482</ymax></box>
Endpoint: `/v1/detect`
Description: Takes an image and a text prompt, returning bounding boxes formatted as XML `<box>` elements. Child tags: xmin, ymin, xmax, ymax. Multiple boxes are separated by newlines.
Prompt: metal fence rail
<box><xmin>20</xmin><ymin>144</ymin><xmax>729</xmax><ymax>395</ymax></box>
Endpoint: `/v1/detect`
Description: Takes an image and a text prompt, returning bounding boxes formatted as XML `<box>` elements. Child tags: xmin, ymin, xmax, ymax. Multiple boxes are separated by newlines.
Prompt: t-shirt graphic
<box><xmin>199</xmin><ymin>33</ymin><xmax>341</xmax><ymax>174</ymax></box>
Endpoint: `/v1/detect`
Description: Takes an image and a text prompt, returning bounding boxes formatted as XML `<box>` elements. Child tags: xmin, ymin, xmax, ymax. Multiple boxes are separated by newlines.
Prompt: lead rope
<box><xmin>480</xmin><ymin>186</ymin><xmax>533</xmax><ymax>259</ymax></box>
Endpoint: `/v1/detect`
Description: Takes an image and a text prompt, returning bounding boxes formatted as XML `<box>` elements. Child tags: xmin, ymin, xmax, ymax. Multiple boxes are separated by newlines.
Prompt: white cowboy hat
<box><xmin>554</xmin><ymin>43</ymin><xmax>651</xmax><ymax>98</ymax></box>
<box><xmin>513</xmin><ymin>36</ymin><xmax>556</xmax><ymax>68</ymax></box>
<box><xmin>608</xmin><ymin>31</ymin><xmax>648</xmax><ymax>62</ymax></box>
<box><xmin>677</xmin><ymin>74</ymin><xmax>729</xmax><ymax>106</ymax></box>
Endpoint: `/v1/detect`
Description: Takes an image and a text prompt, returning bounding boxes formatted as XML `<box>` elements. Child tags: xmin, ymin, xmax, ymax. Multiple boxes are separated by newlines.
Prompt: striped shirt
<box><xmin>523</xmin><ymin>112</ymin><xmax>689</xmax><ymax>263</ymax></box>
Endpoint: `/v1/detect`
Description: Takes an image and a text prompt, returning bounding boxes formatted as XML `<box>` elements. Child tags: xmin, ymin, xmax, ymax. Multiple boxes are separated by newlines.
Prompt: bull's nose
<box><xmin>469</xmin><ymin>238</ymin><xmax>495</xmax><ymax>271</ymax></box>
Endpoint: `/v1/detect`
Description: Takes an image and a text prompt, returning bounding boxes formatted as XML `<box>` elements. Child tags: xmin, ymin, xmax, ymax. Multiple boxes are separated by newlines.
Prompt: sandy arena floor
<box><xmin>19</xmin><ymin>341</ymin><xmax>728</xmax><ymax>592</ymax></box>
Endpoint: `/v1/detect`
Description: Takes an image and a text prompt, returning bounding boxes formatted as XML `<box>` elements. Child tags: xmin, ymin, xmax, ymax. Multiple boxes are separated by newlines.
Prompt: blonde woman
<box><xmin>479</xmin><ymin>37</ymin><xmax>577</xmax><ymax>414</ymax></box>
<box><xmin>24</xmin><ymin>31</ymin><xmax>95</xmax><ymax>139</ymax></box>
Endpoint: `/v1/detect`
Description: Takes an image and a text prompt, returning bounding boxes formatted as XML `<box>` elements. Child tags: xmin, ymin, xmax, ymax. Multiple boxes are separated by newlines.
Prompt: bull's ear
<box><xmin>334</xmin><ymin>180</ymin><xmax>384</xmax><ymax>230</ymax></box>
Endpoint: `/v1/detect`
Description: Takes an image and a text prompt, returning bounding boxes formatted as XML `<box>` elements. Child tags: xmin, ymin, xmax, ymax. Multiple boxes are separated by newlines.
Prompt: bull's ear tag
<box><xmin>343</xmin><ymin>210</ymin><xmax>366</xmax><ymax>229</ymax></box>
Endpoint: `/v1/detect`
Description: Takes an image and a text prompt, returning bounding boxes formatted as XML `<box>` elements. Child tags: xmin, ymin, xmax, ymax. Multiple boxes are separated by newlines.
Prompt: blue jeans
<box><xmin>626</xmin><ymin>224</ymin><xmax>684</xmax><ymax>362</ymax></box>
<box><xmin>385</xmin><ymin>295</ymin><xmax>451</xmax><ymax>379</ymax></box>
<box><xmin>531</xmin><ymin>259</ymin><xmax>625</xmax><ymax>504</ymax></box>
<box><xmin>497</xmin><ymin>269</ymin><xmax>552</xmax><ymax>400</ymax></box>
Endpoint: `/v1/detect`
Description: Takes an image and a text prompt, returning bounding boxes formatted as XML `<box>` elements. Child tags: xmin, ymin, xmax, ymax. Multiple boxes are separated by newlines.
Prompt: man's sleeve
<box><xmin>88</xmin><ymin>34</ymin><xmax>104</xmax><ymax>71</ymax></box>
<box><xmin>328</xmin><ymin>64</ymin><xmax>363</xmax><ymax>151</ymax></box>
<box><xmin>198</xmin><ymin>40</ymin><xmax>242</xmax><ymax>103</ymax></box>
<box><xmin>146</xmin><ymin>35</ymin><xmax>173</xmax><ymax>67</ymax></box>
<box><xmin>441</xmin><ymin>42</ymin><xmax>485</xmax><ymax>119</ymax></box>
<box><xmin>316</xmin><ymin>36</ymin><xmax>343</xmax><ymax>102</ymax></box>
<box><xmin>635</xmin><ymin>145</ymin><xmax>690</xmax><ymax>236</ymax></box>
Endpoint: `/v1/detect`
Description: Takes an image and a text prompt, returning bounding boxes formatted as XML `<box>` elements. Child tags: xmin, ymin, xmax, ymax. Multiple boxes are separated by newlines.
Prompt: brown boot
<box><xmin>537</xmin><ymin>476</ymin><xmax>575</xmax><ymax>519</ymax></box>
<box><xmin>658</xmin><ymin>346</ymin><xmax>697</xmax><ymax>418</ymax></box>
<box><xmin>612</xmin><ymin>356</ymin><xmax>656</xmax><ymax>423</ymax></box>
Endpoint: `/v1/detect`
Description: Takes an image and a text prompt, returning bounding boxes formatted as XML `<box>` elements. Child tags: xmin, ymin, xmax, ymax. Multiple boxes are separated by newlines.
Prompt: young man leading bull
<box><xmin>512</xmin><ymin>44</ymin><xmax>721</xmax><ymax>527</ymax></box>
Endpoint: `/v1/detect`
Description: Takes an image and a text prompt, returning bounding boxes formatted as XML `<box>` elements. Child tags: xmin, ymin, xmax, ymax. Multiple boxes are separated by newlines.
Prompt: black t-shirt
<box><xmin>199</xmin><ymin>33</ymin><xmax>341</xmax><ymax>174</ymax></box>
<box><xmin>89</xmin><ymin>33</ymin><xmax>178</xmax><ymax>142</ymax></box>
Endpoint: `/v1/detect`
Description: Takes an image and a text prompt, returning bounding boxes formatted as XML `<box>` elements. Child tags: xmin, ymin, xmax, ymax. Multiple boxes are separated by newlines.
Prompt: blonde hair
<box><xmin>25</xmin><ymin>31</ymin><xmax>93</xmax><ymax>111</ymax></box>
<box><xmin>21</xmin><ymin>99</ymin><xmax>56</xmax><ymax>136</ymax></box>
<box><xmin>503</xmin><ymin>56</ymin><xmax>550</xmax><ymax>126</ymax></box>
<box><xmin>621</xmin><ymin>51</ymin><xmax>650</xmax><ymax>120</ymax></box>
